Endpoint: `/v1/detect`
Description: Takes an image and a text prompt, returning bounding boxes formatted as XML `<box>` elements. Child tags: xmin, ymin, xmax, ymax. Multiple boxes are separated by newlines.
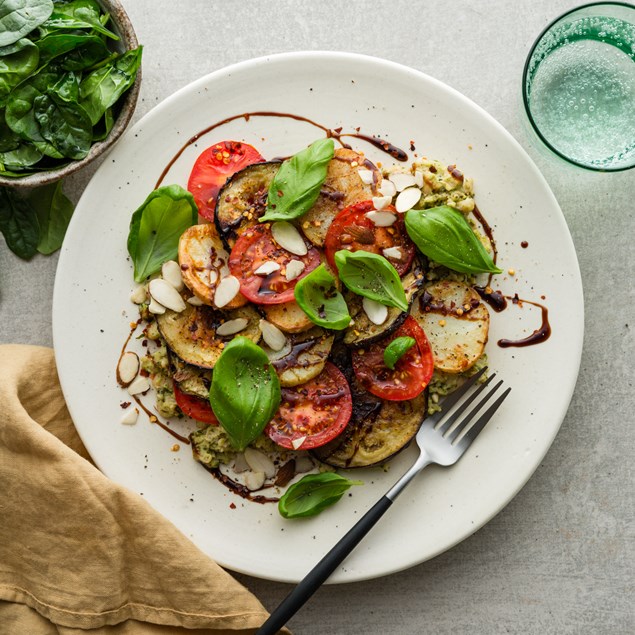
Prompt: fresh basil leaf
<box><xmin>127</xmin><ymin>184</ymin><xmax>198</xmax><ymax>282</ymax></box>
<box><xmin>26</xmin><ymin>179</ymin><xmax>73</xmax><ymax>254</ymax></box>
<box><xmin>44</xmin><ymin>0</ymin><xmax>118</xmax><ymax>41</ymax></box>
<box><xmin>334</xmin><ymin>249</ymin><xmax>408</xmax><ymax>312</ymax></box>
<box><xmin>0</xmin><ymin>38</ymin><xmax>39</xmax><ymax>103</ymax></box>
<box><xmin>79</xmin><ymin>46</ymin><xmax>141</xmax><ymax>125</ymax></box>
<box><xmin>294</xmin><ymin>263</ymin><xmax>350</xmax><ymax>330</ymax></box>
<box><xmin>0</xmin><ymin>0</ymin><xmax>53</xmax><ymax>48</ymax></box>
<box><xmin>278</xmin><ymin>473</ymin><xmax>363</xmax><ymax>519</ymax></box>
<box><xmin>405</xmin><ymin>206</ymin><xmax>502</xmax><ymax>274</ymax></box>
<box><xmin>259</xmin><ymin>137</ymin><xmax>334</xmax><ymax>222</ymax></box>
<box><xmin>0</xmin><ymin>186</ymin><xmax>39</xmax><ymax>258</ymax></box>
<box><xmin>383</xmin><ymin>336</ymin><xmax>416</xmax><ymax>370</ymax></box>
<box><xmin>209</xmin><ymin>337</ymin><xmax>281</xmax><ymax>452</ymax></box>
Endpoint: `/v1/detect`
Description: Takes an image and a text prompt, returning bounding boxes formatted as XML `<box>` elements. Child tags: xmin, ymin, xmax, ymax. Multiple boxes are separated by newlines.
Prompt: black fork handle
<box><xmin>256</xmin><ymin>495</ymin><xmax>393</xmax><ymax>635</ymax></box>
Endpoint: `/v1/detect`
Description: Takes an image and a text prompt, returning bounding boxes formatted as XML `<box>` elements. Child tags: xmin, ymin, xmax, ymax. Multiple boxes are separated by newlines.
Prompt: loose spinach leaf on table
<box><xmin>79</xmin><ymin>47</ymin><xmax>142</xmax><ymax>125</ymax></box>
<box><xmin>0</xmin><ymin>0</ymin><xmax>54</xmax><ymax>48</ymax></box>
<box><xmin>0</xmin><ymin>186</ymin><xmax>39</xmax><ymax>258</ymax></box>
<box><xmin>27</xmin><ymin>179</ymin><xmax>73</xmax><ymax>253</ymax></box>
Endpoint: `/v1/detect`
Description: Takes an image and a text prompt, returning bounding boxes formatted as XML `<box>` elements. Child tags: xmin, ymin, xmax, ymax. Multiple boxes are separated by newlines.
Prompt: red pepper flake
<box><xmin>120</xmin><ymin>401</ymin><xmax>131</xmax><ymax>409</ymax></box>
<box><xmin>229</xmin><ymin>502</ymin><xmax>236</xmax><ymax>510</ymax></box>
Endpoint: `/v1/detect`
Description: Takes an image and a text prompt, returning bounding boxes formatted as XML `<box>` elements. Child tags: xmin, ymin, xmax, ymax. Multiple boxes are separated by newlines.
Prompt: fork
<box><xmin>257</xmin><ymin>367</ymin><xmax>510</xmax><ymax>635</ymax></box>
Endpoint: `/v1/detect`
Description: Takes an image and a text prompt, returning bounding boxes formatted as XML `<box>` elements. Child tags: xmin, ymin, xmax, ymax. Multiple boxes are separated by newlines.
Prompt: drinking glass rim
<box><xmin>521</xmin><ymin>1</ymin><xmax>635</xmax><ymax>172</ymax></box>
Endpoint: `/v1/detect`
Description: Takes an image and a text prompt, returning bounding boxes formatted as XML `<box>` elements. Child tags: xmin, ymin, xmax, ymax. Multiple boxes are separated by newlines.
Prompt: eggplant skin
<box><xmin>214</xmin><ymin>162</ymin><xmax>280</xmax><ymax>249</ymax></box>
<box><xmin>313</xmin><ymin>388</ymin><xmax>427</xmax><ymax>468</ymax></box>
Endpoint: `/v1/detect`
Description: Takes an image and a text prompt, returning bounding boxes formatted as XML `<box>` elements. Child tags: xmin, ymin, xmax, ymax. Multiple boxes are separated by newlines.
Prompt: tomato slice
<box><xmin>187</xmin><ymin>141</ymin><xmax>264</xmax><ymax>222</ymax></box>
<box><xmin>351</xmin><ymin>316</ymin><xmax>434</xmax><ymax>401</ymax></box>
<box><xmin>324</xmin><ymin>200</ymin><xmax>416</xmax><ymax>276</ymax></box>
<box><xmin>228</xmin><ymin>223</ymin><xmax>321</xmax><ymax>305</ymax></box>
<box><xmin>266</xmin><ymin>362</ymin><xmax>352</xmax><ymax>450</ymax></box>
<box><xmin>173</xmin><ymin>381</ymin><xmax>219</xmax><ymax>425</ymax></box>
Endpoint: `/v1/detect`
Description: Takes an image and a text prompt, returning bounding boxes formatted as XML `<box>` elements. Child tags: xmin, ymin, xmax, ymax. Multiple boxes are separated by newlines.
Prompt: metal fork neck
<box><xmin>385</xmin><ymin>452</ymin><xmax>433</xmax><ymax>501</ymax></box>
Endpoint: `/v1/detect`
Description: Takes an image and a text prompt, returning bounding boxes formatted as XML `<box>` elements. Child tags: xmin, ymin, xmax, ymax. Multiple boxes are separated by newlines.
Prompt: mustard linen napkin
<box><xmin>0</xmin><ymin>344</ymin><xmax>289</xmax><ymax>634</ymax></box>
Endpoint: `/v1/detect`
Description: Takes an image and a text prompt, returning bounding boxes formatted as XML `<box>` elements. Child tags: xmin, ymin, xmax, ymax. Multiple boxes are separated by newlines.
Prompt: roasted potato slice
<box><xmin>262</xmin><ymin>300</ymin><xmax>314</xmax><ymax>334</ymax></box>
<box><xmin>178</xmin><ymin>223</ymin><xmax>247</xmax><ymax>309</ymax></box>
<box><xmin>157</xmin><ymin>303</ymin><xmax>261</xmax><ymax>369</ymax></box>
<box><xmin>411</xmin><ymin>280</ymin><xmax>489</xmax><ymax>373</ymax></box>
<box><xmin>270</xmin><ymin>327</ymin><xmax>334</xmax><ymax>387</ymax></box>
<box><xmin>301</xmin><ymin>148</ymin><xmax>379</xmax><ymax>247</ymax></box>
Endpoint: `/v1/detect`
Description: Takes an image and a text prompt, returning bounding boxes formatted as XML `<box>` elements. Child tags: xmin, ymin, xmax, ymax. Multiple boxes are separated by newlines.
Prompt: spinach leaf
<box><xmin>127</xmin><ymin>184</ymin><xmax>198</xmax><ymax>282</ymax></box>
<box><xmin>36</xmin><ymin>32</ymin><xmax>109</xmax><ymax>70</ymax></box>
<box><xmin>0</xmin><ymin>113</ymin><xmax>42</xmax><ymax>167</ymax></box>
<box><xmin>334</xmin><ymin>249</ymin><xmax>408</xmax><ymax>312</ymax></box>
<box><xmin>0</xmin><ymin>0</ymin><xmax>53</xmax><ymax>48</ymax></box>
<box><xmin>44</xmin><ymin>0</ymin><xmax>118</xmax><ymax>40</ymax></box>
<box><xmin>294</xmin><ymin>263</ymin><xmax>350</xmax><ymax>330</ymax></box>
<box><xmin>0</xmin><ymin>38</ymin><xmax>39</xmax><ymax>103</ymax></box>
<box><xmin>79</xmin><ymin>46</ymin><xmax>141</xmax><ymax>125</ymax></box>
<box><xmin>209</xmin><ymin>337</ymin><xmax>281</xmax><ymax>451</ymax></box>
<box><xmin>383</xmin><ymin>336</ymin><xmax>416</xmax><ymax>369</ymax></box>
<box><xmin>91</xmin><ymin>104</ymin><xmax>111</xmax><ymax>141</ymax></box>
<box><xmin>27</xmin><ymin>179</ymin><xmax>73</xmax><ymax>253</ymax></box>
<box><xmin>278</xmin><ymin>473</ymin><xmax>363</xmax><ymax>519</ymax></box>
<box><xmin>0</xmin><ymin>186</ymin><xmax>39</xmax><ymax>258</ymax></box>
<box><xmin>259</xmin><ymin>137</ymin><xmax>334</xmax><ymax>222</ymax></box>
<box><xmin>405</xmin><ymin>206</ymin><xmax>502</xmax><ymax>274</ymax></box>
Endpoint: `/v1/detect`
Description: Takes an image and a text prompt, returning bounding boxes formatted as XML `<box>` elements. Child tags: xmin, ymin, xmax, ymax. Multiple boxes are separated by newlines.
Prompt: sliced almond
<box><xmin>395</xmin><ymin>187</ymin><xmax>422</xmax><ymax>213</ymax></box>
<box><xmin>379</xmin><ymin>179</ymin><xmax>397</xmax><ymax>198</ymax></box>
<box><xmin>366</xmin><ymin>211</ymin><xmax>397</xmax><ymax>227</ymax></box>
<box><xmin>254</xmin><ymin>261</ymin><xmax>281</xmax><ymax>276</ymax></box>
<box><xmin>232</xmin><ymin>453</ymin><xmax>250</xmax><ymax>473</ymax></box>
<box><xmin>357</xmin><ymin>169</ymin><xmax>374</xmax><ymax>185</ymax></box>
<box><xmin>149</xmin><ymin>278</ymin><xmax>187</xmax><ymax>313</ymax></box>
<box><xmin>214</xmin><ymin>275</ymin><xmax>240</xmax><ymax>308</ymax></box>
<box><xmin>148</xmin><ymin>297</ymin><xmax>166</xmax><ymax>314</ymax></box>
<box><xmin>120</xmin><ymin>407</ymin><xmax>139</xmax><ymax>425</ymax></box>
<box><xmin>130</xmin><ymin>285</ymin><xmax>147</xmax><ymax>304</ymax></box>
<box><xmin>244</xmin><ymin>447</ymin><xmax>276</xmax><ymax>478</ymax></box>
<box><xmin>295</xmin><ymin>455</ymin><xmax>315</xmax><ymax>473</ymax></box>
<box><xmin>363</xmin><ymin>297</ymin><xmax>388</xmax><ymax>325</ymax></box>
<box><xmin>117</xmin><ymin>351</ymin><xmax>139</xmax><ymax>386</ymax></box>
<box><xmin>372</xmin><ymin>195</ymin><xmax>392</xmax><ymax>211</ymax></box>
<box><xmin>161</xmin><ymin>260</ymin><xmax>184</xmax><ymax>291</ymax></box>
<box><xmin>382</xmin><ymin>246</ymin><xmax>403</xmax><ymax>260</ymax></box>
<box><xmin>127</xmin><ymin>376</ymin><xmax>150</xmax><ymax>396</ymax></box>
<box><xmin>187</xmin><ymin>295</ymin><xmax>204</xmax><ymax>306</ymax></box>
<box><xmin>414</xmin><ymin>170</ymin><xmax>424</xmax><ymax>188</ymax></box>
<box><xmin>389</xmin><ymin>172</ymin><xmax>417</xmax><ymax>191</ymax></box>
<box><xmin>243</xmin><ymin>471</ymin><xmax>266</xmax><ymax>491</ymax></box>
<box><xmin>285</xmin><ymin>259</ymin><xmax>305</xmax><ymax>281</ymax></box>
<box><xmin>216</xmin><ymin>318</ymin><xmax>249</xmax><ymax>336</ymax></box>
<box><xmin>271</xmin><ymin>221</ymin><xmax>308</xmax><ymax>256</ymax></box>
<box><xmin>259</xmin><ymin>319</ymin><xmax>287</xmax><ymax>351</ymax></box>
<box><xmin>291</xmin><ymin>436</ymin><xmax>307</xmax><ymax>450</ymax></box>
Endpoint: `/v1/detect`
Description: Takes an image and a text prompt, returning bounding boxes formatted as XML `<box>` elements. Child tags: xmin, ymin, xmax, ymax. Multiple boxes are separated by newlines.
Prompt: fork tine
<box><xmin>427</xmin><ymin>366</ymin><xmax>487</xmax><ymax>428</ymax></box>
<box><xmin>447</xmin><ymin>379</ymin><xmax>504</xmax><ymax>442</ymax></box>
<box><xmin>455</xmin><ymin>386</ymin><xmax>512</xmax><ymax>450</ymax></box>
<box><xmin>437</xmin><ymin>373</ymin><xmax>496</xmax><ymax>435</ymax></box>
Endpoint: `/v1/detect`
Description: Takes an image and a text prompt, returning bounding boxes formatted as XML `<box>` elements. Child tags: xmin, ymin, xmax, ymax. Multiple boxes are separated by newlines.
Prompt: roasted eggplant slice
<box><xmin>313</xmin><ymin>377</ymin><xmax>427</xmax><ymax>468</ymax></box>
<box><xmin>301</xmin><ymin>148</ymin><xmax>379</xmax><ymax>247</ymax></box>
<box><xmin>269</xmin><ymin>327</ymin><xmax>334</xmax><ymax>387</ymax></box>
<box><xmin>343</xmin><ymin>266</ymin><xmax>424</xmax><ymax>347</ymax></box>
<box><xmin>157</xmin><ymin>303</ymin><xmax>261</xmax><ymax>369</ymax></box>
<box><xmin>410</xmin><ymin>280</ymin><xmax>489</xmax><ymax>373</ymax></box>
<box><xmin>262</xmin><ymin>300</ymin><xmax>314</xmax><ymax>334</ymax></box>
<box><xmin>168</xmin><ymin>352</ymin><xmax>212</xmax><ymax>399</ymax></box>
<box><xmin>214</xmin><ymin>161</ymin><xmax>280</xmax><ymax>248</ymax></box>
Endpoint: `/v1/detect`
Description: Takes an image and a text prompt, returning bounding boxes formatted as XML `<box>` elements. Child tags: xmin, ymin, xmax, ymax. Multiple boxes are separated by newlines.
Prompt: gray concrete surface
<box><xmin>1</xmin><ymin>1</ymin><xmax>633</xmax><ymax>633</ymax></box>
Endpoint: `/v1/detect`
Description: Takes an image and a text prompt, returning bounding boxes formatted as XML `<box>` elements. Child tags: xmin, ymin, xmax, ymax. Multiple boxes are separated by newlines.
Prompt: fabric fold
<box><xmin>0</xmin><ymin>345</ymin><xmax>288</xmax><ymax>634</ymax></box>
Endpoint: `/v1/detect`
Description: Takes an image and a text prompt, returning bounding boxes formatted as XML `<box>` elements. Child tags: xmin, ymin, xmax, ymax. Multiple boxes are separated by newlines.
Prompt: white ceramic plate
<box><xmin>53</xmin><ymin>52</ymin><xmax>583</xmax><ymax>583</ymax></box>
